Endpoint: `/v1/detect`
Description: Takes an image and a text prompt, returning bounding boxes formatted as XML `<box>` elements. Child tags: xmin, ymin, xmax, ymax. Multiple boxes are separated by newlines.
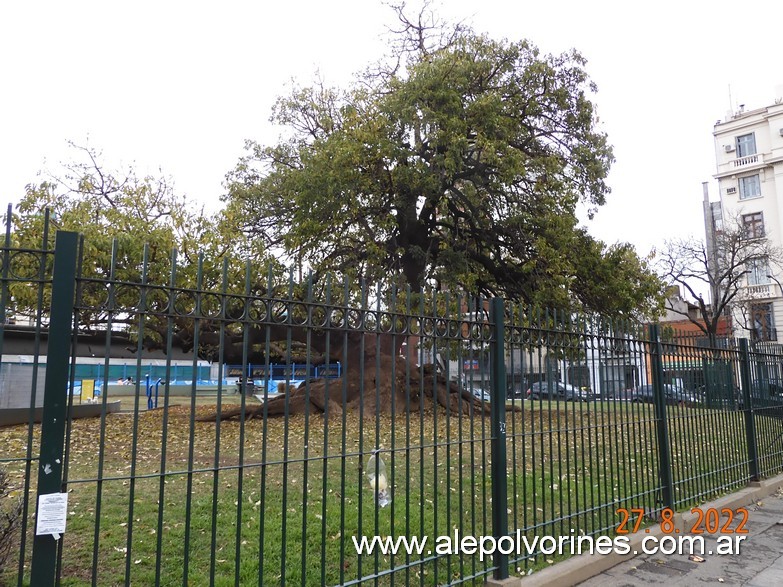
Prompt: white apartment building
<box><xmin>711</xmin><ymin>99</ymin><xmax>783</xmax><ymax>342</ymax></box>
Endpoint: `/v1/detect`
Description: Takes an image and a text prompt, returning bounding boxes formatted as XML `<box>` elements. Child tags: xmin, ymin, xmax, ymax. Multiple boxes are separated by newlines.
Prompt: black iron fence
<box><xmin>1</xmin><ymin>224</ymin><xmax>783</xmax><ymax>586</ymax></box>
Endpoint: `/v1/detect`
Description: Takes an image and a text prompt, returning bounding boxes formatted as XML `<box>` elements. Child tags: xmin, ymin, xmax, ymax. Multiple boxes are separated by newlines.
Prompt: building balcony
<box><xmin>733</xmin><ymin>153</ymin><xmax>762</xmax><ymax>168</ymax></box>
<box><xmin>714</xmin><ymin>152</ymin><xmax>768</xmax><ymax>179</ymax></box>
<box><xmin>744</xmin><ymin>283</ymin><xmax>775</xmax><ymax>299</ymax></box>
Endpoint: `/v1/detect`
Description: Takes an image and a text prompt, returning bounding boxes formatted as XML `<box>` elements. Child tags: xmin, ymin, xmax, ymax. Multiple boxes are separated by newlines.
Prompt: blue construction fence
<box><xmin>67</xmin><ymin>362</ymin><xmax>342</xmax><ymax>398</ymax></box>
<box><xmin>72</xmin><ymin>362</ymin><xmax>211</xmax><ymax>385</ymax></box>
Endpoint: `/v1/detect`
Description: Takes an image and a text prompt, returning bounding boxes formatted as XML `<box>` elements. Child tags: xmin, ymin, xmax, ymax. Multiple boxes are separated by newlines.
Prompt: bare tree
<box><xmin>658</xmin><ymin>215</ymin><xmax>783</xmax><ymax>346</ymax></box>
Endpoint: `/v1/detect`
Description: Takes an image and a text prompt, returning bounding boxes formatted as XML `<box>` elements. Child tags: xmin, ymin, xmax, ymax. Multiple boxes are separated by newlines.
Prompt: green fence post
<box><xmin>30</xmin><ymin>231</ymin><xmax>79</xmax><ymax>587</ymax></box>
<box><xmin>489</xmin><ymin>298</ymin><xmax>509</xmax><ymax>580</ymax></box>
<box><xmin>738</xmin><ymin>338</ymin><xmax>760</xmax><ymax>481</ymax></box>
<box><xmin>648</xmin><ymin>324</ymin><xmax>675</xmax><ymax>510</ymax></box>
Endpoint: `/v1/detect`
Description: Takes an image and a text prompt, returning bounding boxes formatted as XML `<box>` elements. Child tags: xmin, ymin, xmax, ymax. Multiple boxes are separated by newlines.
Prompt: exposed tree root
<box><xmin>197</xmin><ymin>362</ymin><xmax>517</xmax><ymax>422</ymax></box>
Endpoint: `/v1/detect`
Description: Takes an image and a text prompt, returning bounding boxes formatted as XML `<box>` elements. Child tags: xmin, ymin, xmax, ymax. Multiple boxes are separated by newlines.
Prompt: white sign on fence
<box><xmin>36</xmin><ymin>492</ymin><xmax>68</xmax><ymax>540</ymax></box>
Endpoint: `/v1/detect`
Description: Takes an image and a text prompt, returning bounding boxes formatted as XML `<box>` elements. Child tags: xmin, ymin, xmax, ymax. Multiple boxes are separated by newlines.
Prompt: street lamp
<box><xmin>766</xmin><ymin>274</ymin><xmax>782</xmax><ymax>342</ymax></box>
<box><xmin>766</xmin><ymin>274</ymin><xmax>783</xmax><ymax>297</ymax></box>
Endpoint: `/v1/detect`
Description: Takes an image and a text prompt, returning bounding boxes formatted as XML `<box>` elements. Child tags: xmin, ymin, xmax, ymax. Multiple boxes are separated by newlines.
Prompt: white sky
<box><xmin>1</xmin><ymin>0</ymin><xmax>781</xmax><ymax>258</ymax></box>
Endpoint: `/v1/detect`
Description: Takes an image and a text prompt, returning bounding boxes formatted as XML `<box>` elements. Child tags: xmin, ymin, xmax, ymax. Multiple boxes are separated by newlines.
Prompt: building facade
<box><xmin>711</xmin><ymin>99</ymin><xmax>783</xmax><ymax>342</ymax></box>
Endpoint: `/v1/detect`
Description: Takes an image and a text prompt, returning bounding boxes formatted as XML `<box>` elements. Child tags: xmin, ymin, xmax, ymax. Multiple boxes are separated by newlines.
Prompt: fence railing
<box><xmin>1</xmin><ymin>228</ymin><xmax>783</xmax><ymax>586</ymax></box>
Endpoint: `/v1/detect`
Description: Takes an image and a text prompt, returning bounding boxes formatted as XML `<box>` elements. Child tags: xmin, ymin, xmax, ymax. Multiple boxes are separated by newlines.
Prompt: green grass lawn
<box><xmin>1</xmin><ymin>398</ymin><xmax>781</xmax><ymax>586</ymax></box>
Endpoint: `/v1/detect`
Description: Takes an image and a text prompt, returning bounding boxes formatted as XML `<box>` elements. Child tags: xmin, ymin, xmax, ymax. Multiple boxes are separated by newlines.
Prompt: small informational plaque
<box><xmin>36</xmin><ymin>493</ymin><xmax>69</xmax><ymax>539</ymax></box>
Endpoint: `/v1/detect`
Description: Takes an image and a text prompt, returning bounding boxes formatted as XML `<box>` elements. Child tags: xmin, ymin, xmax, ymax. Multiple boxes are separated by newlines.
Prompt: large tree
<box><xmin>225</xmin><ymin>8</ymin><xmax>663</xmax><ymax>319</ymax></box>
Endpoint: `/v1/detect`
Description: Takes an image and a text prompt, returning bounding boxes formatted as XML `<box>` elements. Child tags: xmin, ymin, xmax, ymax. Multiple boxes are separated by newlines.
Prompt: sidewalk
<box><xmin>579</xmin><ymin>487</ymin><xmax>783</xmax><ymax>586</ymax></box>
<box><xmin>494</xmin><ymin>475</ymin><xmax>783</xmax><ymax>587</ymax></box>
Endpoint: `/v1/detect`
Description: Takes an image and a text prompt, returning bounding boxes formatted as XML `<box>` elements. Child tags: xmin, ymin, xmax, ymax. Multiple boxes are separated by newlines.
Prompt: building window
<box><xmin>736</xmin><ymin>133</ymin><xmax>757</xmax><ymax>157</ymax></box>
<box><xmin>751</xmin><ymin>302</ymin><xmax>776</xmax><ymax>342</ymax></box>
<box><xmin>742</xmin><ymin>212</ymin><xmax>765</xmax><ymax>239</ymax></box>
<box><xmin>739</xmin><ymin>174</ymin><xmax>761</xmax><ymax>199</ymax></box>
<box><xmin>747</xmin><ymin>257</ymin><xmax>770</xmax><ymax>286</ymax></box>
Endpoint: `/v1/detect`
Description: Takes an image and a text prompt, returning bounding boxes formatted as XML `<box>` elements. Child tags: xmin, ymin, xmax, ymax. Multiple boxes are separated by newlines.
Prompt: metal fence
<box><xmin>1</xmin><ymin>225</ymin><xmax>783</xmax><ymax>586</ymax></box>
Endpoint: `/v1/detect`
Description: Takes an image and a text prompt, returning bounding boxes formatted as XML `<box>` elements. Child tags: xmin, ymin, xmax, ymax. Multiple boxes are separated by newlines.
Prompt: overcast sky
<box><xmin>1</xmin><ymin>0</ymin><xmax>781</xmax><ymax>257</ymax></box>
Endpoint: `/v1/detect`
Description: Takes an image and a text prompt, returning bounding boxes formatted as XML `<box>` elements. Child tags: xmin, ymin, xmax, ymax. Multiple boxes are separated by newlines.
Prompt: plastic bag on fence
<box><xmin>366</xmin><ymin>453</ymin><xmax>391</xmax><ymax>508</ymax></box>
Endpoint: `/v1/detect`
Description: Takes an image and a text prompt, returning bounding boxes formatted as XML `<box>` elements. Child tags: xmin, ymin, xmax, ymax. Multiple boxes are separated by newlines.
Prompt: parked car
<box><xmin>734</xmin><ymin>381</ymin><xmax>783</xmax><ymax>410</ymax></box>
<box><xmin>526</xmin><ymin>381</ymin><xmax>593</xmax><ymax>402</ymax></box>
<box><xmin>507</xmin><ymin>383</ymin><xmax>527</xmax><ymax>400</ymax></box>
<box><xmin>610</xmin><ymin>388</ymin><xmax>635</xmax><ymax>401</ymax></box>
<box><xmin>460</xmin><ymin>380</ymin><xmax>492</xmax><ymax>402</ymax></box>
<box><xmin>631</xmin><ymin>384</ymin><xmax>700</xmax><ymax>407</ymax></box>
<box><xmin>470</xmin><ymin>386</ymin><xmax>491</xmax><ymax>403</ymax></box>
<box><xmin>752</xmin><ymin>380</ymin><xmax>783</xmax><ymax>398</ymax></box>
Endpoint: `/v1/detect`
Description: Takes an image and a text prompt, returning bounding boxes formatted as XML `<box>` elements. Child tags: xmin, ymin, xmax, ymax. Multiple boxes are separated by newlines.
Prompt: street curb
<box><xmin>485</xmin><ymin>473</ymin><xmax>783</xmax><ymax>587</ymax></box>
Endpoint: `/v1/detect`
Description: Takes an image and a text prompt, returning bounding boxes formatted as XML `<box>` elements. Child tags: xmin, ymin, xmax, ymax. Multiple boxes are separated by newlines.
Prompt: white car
<box><xmin>468</xmin><ymin>385</ymin><xmax>491</xmax><ymax>403</ymax></box>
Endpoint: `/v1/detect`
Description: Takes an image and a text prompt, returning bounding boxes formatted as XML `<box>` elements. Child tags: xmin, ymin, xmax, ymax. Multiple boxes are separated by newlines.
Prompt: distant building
<box><xmin>652</xmin><ymin>287</ymin><xmax>732</xmax><ymax>391</ymax></box>
<box><xmin>659</xmin><ymin>286</ymin><xmax>731</xmax><ymax>341</ymax></box>
<box><xmin>709</xmin><ymin>96</ymin><xmax>783</xmax><ymax>343</ymax></box>
<box><xmin>0</xmin><ymin>326</ymin><xmax>208</xmax><ymax>410</ymax></box>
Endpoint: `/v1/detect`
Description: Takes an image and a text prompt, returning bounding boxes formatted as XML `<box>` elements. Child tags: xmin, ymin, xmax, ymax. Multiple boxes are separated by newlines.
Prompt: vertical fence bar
<box><xmin>14</xmin><ymin>208</ymin><xmax>50</xmax><ymax>586</ymax></box>
<box><xmin>124</xmin><ymin>243</ymin><xmax>149</xmax><ymax>587</ymax></box>
<box><xmin>92</xmin><ymin>238</ymin><xmax>118</xmax><ymax>586</ymax></box>
<box><xmin>738</xmin><ymin>338</ymin><xmax>760</xmax><ymax>481</ymax></box>
<box><xmin>154</xmin><ymin>249</ymin><xmax>177</xmax><ymax>585</ymax></box>
<box><xmin>319</xmin><ymin>275</ymin><xmax>332</xmax><ymax>587</ymax></box>
<box><xmin>0</xmin><ymin>205</ymin><xmax>11</xmax><ymax>377</ymax></box>
<box><xmin>30</xmin><ymin>230</ymin><xmax>79</xmax><ymax>587</ymax></box>
<box><xmin>257</xmin><ymin>262</ymin><xmax>268</xmax><ymax>587</ymax></box>
<box><xmin>648</xmin><ymin>323</ymin><xmax>675</xmax><ymax>510</ymax></box>
<box><xmin>489</xmin><ymin>298</ymin><xmax>509</xmax><ymax>580</ymax></box>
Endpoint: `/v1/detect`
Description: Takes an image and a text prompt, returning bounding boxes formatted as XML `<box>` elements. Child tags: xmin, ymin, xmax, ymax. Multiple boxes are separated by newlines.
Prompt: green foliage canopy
<box><xmin>226</xmin><ymin>21</ymin><xmax>664</xmax><ymax>319</ymax></box>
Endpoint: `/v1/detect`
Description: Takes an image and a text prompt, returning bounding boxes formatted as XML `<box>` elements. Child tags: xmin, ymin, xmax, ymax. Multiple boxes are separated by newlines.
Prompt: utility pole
<box><xmin>702</xmin><ymin>182</ymin><xmax>722</xmax><ymax>318</ymax></box>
